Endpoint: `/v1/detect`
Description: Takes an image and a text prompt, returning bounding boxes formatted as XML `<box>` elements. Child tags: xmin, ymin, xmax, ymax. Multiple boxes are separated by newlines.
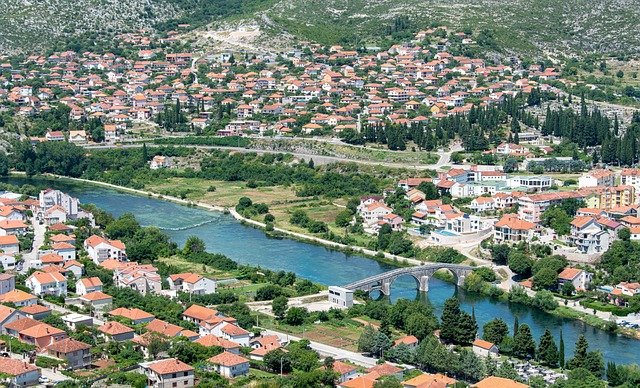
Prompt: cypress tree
<box><xmin>559</xmin><ymin>331</ymin><xmax>565</xmax><ymax>367</ymax></box>
<box><xmin>607</xmin><ymin>361</ymin><xmax>622</xmax><ymax>386</ymax></box>
<box><xmin>513</xmin><ymin>316</ymin><xmax>519</xmax><ymax>335</ymax></box>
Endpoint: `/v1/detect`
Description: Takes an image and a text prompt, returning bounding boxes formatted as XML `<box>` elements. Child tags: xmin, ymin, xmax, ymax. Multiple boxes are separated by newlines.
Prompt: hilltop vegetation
<box><xmin>2</xmin><ymin>0</ymin><xmax>640</xmax><ymax>56</ymax></box>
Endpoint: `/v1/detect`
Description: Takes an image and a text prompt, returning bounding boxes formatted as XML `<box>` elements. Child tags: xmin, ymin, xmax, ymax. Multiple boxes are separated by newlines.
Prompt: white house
<box><xmin>472</xmin><ymin>339</ymin><xmax>499</xmax><ymax>358</ymax></box>
<box><xmin>579</xmin><ymin>169</ymin><xmax>615</xmax><ymax>188</ymax></box>
<box><xmin>569</xmin><ymin>216</ymin><xmax>613</xmax><ymax>254</ymax></box>
<box><xmin>208</xmin><ymin>352</ymin><xmax>249</xmax><ymax>378</ymax></box>
<box><xmin>0</xmin><ymin>254</ymin><xmax>16</xmax><ymax>271</ymax></box>
<box><xmin>168</xmin><ymin>273</ymin><xmax>216</xmax><ymax>295</ymax></box>
<box><xmin>558</xmin><ymin>267</ymin><xmax>592</xmax><ymax>292</ymax></box>
<box><xmin>139</xmin><ymin>358</ymin><xmax>195</xmax><ymax>388</ymax></box>
<box><xmin>359</xmin><ymin>201</ymin><xmax>393</xmax><ymax>225</ymax></box>
<box><xmin>84</xmin><ymin>235</ymin><xmax>126</xmax><ymax>264</ymax></box>
<box><xmin>39</xmin><ymin>189</ymin><xmax>79</xmax><ymax>215</ymax></box>
<box><xmin>150</xmin><ymin>155</ymin><xmax>172</xmax><ymax>170</ymax></box>
<box><xmin>76</xmin><ymin>277</ymin><xmax>103</xmax><ymax>296</ymax></box>
<box><xmin>0</xmin><ymin>358</ymin><xmax>41</xmax><ymax>386</ymax></box>
<box><xmin>25</xmin><ymin>271</ymin><xmax>67</xmax><ymax>296</ymax></box>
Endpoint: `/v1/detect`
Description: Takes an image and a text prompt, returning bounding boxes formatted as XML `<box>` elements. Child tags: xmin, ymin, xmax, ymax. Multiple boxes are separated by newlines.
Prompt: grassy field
<box><xmin>260</xmin><ymin>316</ymin><xmax>372</xmax><ymax>351</ymax></box>
<box><xmin>145</xmin><ymin>177</ymin><xmax>303</xmax><ymax>208</ymax></box>
<box><xmin>158</xmin><ymin>255</ymin><xmax>236</xmax><ymax>279</ymax></box>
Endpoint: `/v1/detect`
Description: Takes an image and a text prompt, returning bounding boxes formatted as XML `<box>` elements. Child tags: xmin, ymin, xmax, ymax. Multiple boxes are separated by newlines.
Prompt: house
<box><xmin>0</xmin><ymin>305</ymin><xmax>26</xmax><ymax>334</ymax></box>
<box><xmin>0</xmin><ymin>235</ymin><xmax>20</xmax><ymax>254</ymax></box>
<box><xmin>195</xmin><ymin>335</ymin><xmax>241</xmax><ymax>354</ymax></box>
<box><xmin>208</xmin><ymin>352</ymin><xmax>250</xmax><ymax>378</ymax></box>
<box><xmin>473</xmin><ymin>376</ymin><xmax>527</xmax><ymax>388</ymax></box>
<box><xmin>0</xmin><ymin>290</ymin><xmax>38</xmax><ymax>307</ymax></box>
<box><xmin>98</xmin><ymin>321</ymin><xmax>135</xmax><ymax>342</ymax></box>
<box><xmin>76</xmin><ymin>277</ymin><xmax>103</xmax><ymax>295</ymax></box>
<box><xmin>25</xmin><ymin>271</ymin><xmax>67</xmax><ymax>296</ymax></box>
<box><xmin>43</xmin><ymin>206</ymin><xmax>67</xmax><ymax>225</ymax></box>
<box><xmin>403</xmin><ymin>373</ymin><xmax>457</xmax><ymax>388</ymax></box>
<box><xmin>219</xmin><ymin>323</ymin><xmax>251</xmax><ymax>347</ymax></box>
<box><xmin>614</xmin><ymin>282</ymin><xmax>640</xmax><ymax>296</ymax></box>
<box><xmin>0</xmin><ymin>253</ymin><xmax>16</xmax><ymax>271</ymax></box>
<box><xmin>79</xmin><ymin>291</ymin><xmax>113</xmax><ymax>311</ymax></box>
<box><xmin>108</xmin><ymin>307</ymin><xmax>155</xmax><ymax>325</ymax></box>
<box><xmin>0</xmin><ymin>273</ymin><xmax>15</xmax><ymax>295</ymax></box>
<box><xmin>39</xmin><ymin>253</ymin><xmax>64</xmax><ymax>266</ymax></box>
<box><xmin>493</xmin><ymin>214</ymin><xmax>537</xmax><ymax>244</ymax></box>
<box><xmin>558</xmin><ymin>267</ymin><xmax>592</xmax><ymax>292</ymax></box>
<box><xmin>168</xmin><ymin>273</ymin><xmax>216</xmax><ymax>295</ymax></box>
<box><xmin>139</xmin><ymin>358</ymin><xmax>195</xmax><ymax>388</ymax></box>
<box><xmin>45</xmin><ymin>338</ymin><xmax>92</xmax><ymax>369</ymax></box>
<box><xmin>393</xmin><ymin>335</ymin><xmax>419</xmax><ymax>348</ymax></box>
<box><xmin>68</xmin><ymin>130</ymin><xmax>88</xmax><ymax>144</ymax></box>
<box><xmin>62</xmin><ymin>260</ymin><xmax>84</xmax><ymax>278</ymax></box>
<box><xmin>470</xmin><ymin>196</ymin><xmax>495</xmax><ymax>213</ymax></box>
<box><xmin>182</xmin><ymin>304</ymin><xmax>218</xmax><ymax>325</ymax></box>
<box><xmin>19</xmin><ymin>304</ymin><xmax>51</xmax><ymax>321</ymax></box>
<box><xmin>19</xmin><ymin>322</ymin><xmax>67</xmax><ymax>348</ymax></box>
<box><xmin>472</xmin><ymin>339</ymin><xmax>499</xmax><ymax>357</ymax></box>
<box><xmin>360</xmin><ymin>202</ymin><xmax>393</xmax><ymax>225</ymax></box>
<box><xmin>248</xmin><ymin>335</ymin><xmax>281</xmax><ymax>360</ymax></box>
<box><xmin>52</xmin><ymin>242</ymin><xmax>76</xmax><ymax>261</ymax></box>
<box><xmin>329</xmin><ymin>360</ymin><xmax>358</xmax><ymax>383</ymax></box>
<box><xmin>579</xmin><ymin>169</ymin><xmax>615</xmax><ymax>188</ymax></box>
<box><xmin>367</xmin><ymin>363</ymin><xmax>404</xmax><ymax>379</ymax></box>
<box><xmin>39</xmin><ymin>189</ymin><xmax>79</xmax><ymax>215</ymax></box>
<box><xmin>84</xmin><ymin>235</ymin><xmax>126</xmax><ymax>264</ymax></box>
<box><xmin>145</xmin><ymin>319</ymin><xmax>199</xmax><ymax>340</ymax></box>
<box><xmin>569</xmin><ymin>216</ymin><xmax>613</xmax><ymax>254</ymax></box>
<box><xmin>0</xmin><ymin>220</ymin><xmax>28</xmax><ymax>236</ymax></box>
<box><xmin>114</xmin><ymin>264</ymin><xmax>161</xmax><ymax>295</ymax></box>
<box><xmin>0</xmin><ymin>358</ymin><xmax>41</xmax><ymax>386</ymax></box>
<box><xmin>338</xmin><ymin>373</ymin><xmax>379</xmax><ymax>388</ymax></box>
<box><xmin>4</xmin><ymin>317</ymin><xmax>40</xmax><ymax>337</ymax></box>
<box><xmin>150</xmin><ymin>155</ymin><xmax>172</xmax><ymax>170</ymax></box>
<box><xmin>61</xmin><ymin>314</ymin><xmax>93</xmax><ymax>331</ymax></box>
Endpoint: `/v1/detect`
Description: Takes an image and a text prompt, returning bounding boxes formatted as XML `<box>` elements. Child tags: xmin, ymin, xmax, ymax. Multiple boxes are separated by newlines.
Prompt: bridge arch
<box><xmin>342</xmin><ymin>263</ymin><xmax>474</xmax><ymax>296</ymax></box>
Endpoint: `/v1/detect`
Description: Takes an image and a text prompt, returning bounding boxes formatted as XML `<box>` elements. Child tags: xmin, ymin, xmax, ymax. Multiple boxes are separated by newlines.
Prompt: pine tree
<box><xmin>567</xmin><ymin>335</ymin><xmax>589</xmax><ymax>369</ymax></box>
<box><xmin>440</xmin><ymin>297</ymin><xmax>461</xmax><ymax>344</ymax></box>
<box><xmin>607</xmin><ymin>361</ymin><xmax>622</xmax><ymax>386</ymax></box>
<box><xmin>537</xmin><ymin>329</ymin><xmax>559</xmax><ymax>367</ymax></box>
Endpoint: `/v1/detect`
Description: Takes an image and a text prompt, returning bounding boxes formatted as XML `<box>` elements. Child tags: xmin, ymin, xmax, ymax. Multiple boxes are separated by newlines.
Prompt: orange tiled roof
<box><xmin>208</xmin><ymin>351</ymin><xmax>248</xmax><ymax>367</ymax></box>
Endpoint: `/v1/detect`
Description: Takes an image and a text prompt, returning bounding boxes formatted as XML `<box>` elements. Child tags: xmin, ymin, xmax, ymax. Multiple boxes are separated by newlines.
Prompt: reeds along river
<box><xmin>6</xmin><ymin>176</ymin><xmax>640</xmax><ymax>366</ymax></box>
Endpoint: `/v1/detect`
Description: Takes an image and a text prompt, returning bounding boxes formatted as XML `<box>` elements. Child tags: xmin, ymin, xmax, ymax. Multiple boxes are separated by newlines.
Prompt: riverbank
<box><xmin>23</xmin><ymin>173</ymin><xmax>422</xmax><ymax>268</ymax></box>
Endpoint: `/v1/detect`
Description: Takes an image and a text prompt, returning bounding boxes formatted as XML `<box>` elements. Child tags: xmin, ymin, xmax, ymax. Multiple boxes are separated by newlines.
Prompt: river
<box><xmin>5</xmin><ymin>176</ymin><xmax>640</xmax><ymax>366</ymax></box>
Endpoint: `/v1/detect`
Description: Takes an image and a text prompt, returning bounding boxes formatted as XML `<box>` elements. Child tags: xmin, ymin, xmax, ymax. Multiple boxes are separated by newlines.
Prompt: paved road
<box><xmin>261</xmin><ymin>329</ymin><xmax>378</xmax><ymax>367</ymax></box>
<box><xmin>7</xmin><ymin>351</ymin><xmax>69</xmax><ymax>383</ymax></box>
<box><xmin>40</xmin><ymin>300</ymin><xmax>106</xmax><ymax>326</ymax></box>
<box><xmin>21</xmin><ymin>215</ymin><xmax>45</xmax><ymax>274</ymax></box>
<box><xmin>84</xmin><ymin>139</ymin><xmax>461</xmax><ymax>171</ymax></box>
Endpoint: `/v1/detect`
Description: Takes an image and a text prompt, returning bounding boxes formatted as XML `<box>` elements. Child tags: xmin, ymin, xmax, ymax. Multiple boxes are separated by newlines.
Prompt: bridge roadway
<box><xmin>343</xmin><ymin>263</ymin><xmax>474</xmax><ymax>296</ymax></box>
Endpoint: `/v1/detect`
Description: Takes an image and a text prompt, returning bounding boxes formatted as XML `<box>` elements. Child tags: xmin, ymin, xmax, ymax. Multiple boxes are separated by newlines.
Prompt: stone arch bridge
<box><xmin>342</xmin><ymin>264</ymin><xmax>474</xmax><ymax>296</ymax></box>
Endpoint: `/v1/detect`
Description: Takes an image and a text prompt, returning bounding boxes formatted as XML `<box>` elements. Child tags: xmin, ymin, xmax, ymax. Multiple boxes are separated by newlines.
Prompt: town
<box><xmin>0</xmin><ymin>17</ymin><xmax>639</xmax><ymax>388</ymax></box>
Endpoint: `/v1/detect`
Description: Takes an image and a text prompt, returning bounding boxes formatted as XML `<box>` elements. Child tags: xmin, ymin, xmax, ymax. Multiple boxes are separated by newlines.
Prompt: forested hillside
<box><xmin>2</xmin><ymin>0</ymin><xmax>640</xmax><ymax>55</ymax></box>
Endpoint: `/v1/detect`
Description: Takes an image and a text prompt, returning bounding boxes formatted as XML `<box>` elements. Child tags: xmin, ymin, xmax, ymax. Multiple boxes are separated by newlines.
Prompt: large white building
<box><xmin>168</xmin><ymin>273</ymin><xmax>216</xmax><ymax>295</ymax></box>
<box><xmin>83</xmin><ymin>235</ymin><xmax>127</xmax><ymax>264</ymax></box>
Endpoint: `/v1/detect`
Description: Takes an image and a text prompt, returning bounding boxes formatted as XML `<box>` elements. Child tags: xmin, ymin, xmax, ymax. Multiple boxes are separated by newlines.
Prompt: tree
<box><xmin>458</xmin><ymin>348</ymin><xmax>485</xmax><ymax>382</ymax></box>
<box><xmin>264</xmin><ymin>349</ymin><xmax>292</xmax><ymax>374</ymax></box>
<box><xmin>490</xmin><ymin>244</ymin><xmax>511</xmax><ymax>265</ymax></box>
<box><xmin>541</xmin><ymin>206</ymin><xmax>572</xmax><ymax>235</ymax></box>
<box><xmin>335</xmin><ymin>209</ymin><xmax>353</xmax><ymax>227</ymax></box>
<box><xmin>483</xmin><ymin>318</ymin><xmax>509</xmax><ymax>345</ymax></box>
<box><xmin>405</xmin><ymin>313</ymin><xmax>433</xmax><ymax>341</ymax></box>
<box><xmin>373</xmin><ymin>376</ymin><xmax>403</xmax><ymax>388</ymax></box>
<box><xmin>532</xmin><ymin>290</ymin><xmax>559</xmax><ymax>311</ymax></box>
<box><xmin>533</xmin><ymin>267</ymin><xmax>558</xmax><ymax>290</ymax></box>
<box><xmin>357</xmin><ymin>326</ymin><xmax>391</xmax><ymax>357</ymax></box>
<box><xmin>567</xmin><ymin>335</ymin><xmax>589</xmax><ymax>369</ymax></box>
<box><xmin>285</xmin><ymin>307</ymin><xmax>308</xmax><ymax>326</ymax></box>
<box><xmin>555</xmin><ymin>368</ymin><xmax>606</xmax><ymax>388</ymax></box>
<box><xmin>606</xmin><ymin>361</ymin><xmax>623</xmax><ymax>387</ymax></box>
<box><xmin>503</xmin><ymin>157</ymin><xmax>519</xmax><ymax>173</ymax></box>
<box><xmin>440</xmin><ymin>297</ymin><xmax>476</xmax><ymax>345</ymax></box>
<box><xmin>537</xmin><ymin>329</ymin><xmax>559</xmax><ymax>367</ymax></box>
<box><xmin>0</xmin><ymin>152</ymin><xmax>9</xmax><ymax>176</ymax></box>
<box><xmin>182</xmin><ymin>236</ymin><xmax>206</xmax><ymax>256</ymax></box>
<box><xmin>508</xmin><ymin>252</ymin><xmax>533</xmax><ymax>277</ymax></box>
<box><xmin>513</xmin><ymin>324</ymin><xmax>536</xmax><ymax>359</ymax></box>
<box><xmin>272</xmin><ymin>296</ymin><xmax>288</xmax><ymax>319</ymax></box>
<box><xmin>559</xmin><ymin>331</ymin><xmax>565</xmax><ymax>367</ymax></box>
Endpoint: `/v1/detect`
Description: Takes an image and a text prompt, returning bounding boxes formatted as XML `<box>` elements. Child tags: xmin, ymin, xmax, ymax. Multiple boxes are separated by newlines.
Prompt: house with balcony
<box><xmin>558</xmin><ymin>267</ymin><xmax>592</xmax><ymax>292</ymax></box>
<box><xmin>493</xmin><ymin>214</ymin><xmax>538</xmax><ymax>244</ymax></box>
<box><xmin>579</xmin><ymin>169</ymin><xmax>615</xmax><ymax>188</ymax></box>
<box><xmin>25</xmin><ymin>271</ymin><xmax>67</xmax><ymax>296</ymax></box>
<box><xmin>569</xmin><ymin>216</ymin><xmax>613</xmax><ymax>254</ymax></box>
<box><xmin>84</xmin><ymin>235</ymin><xmax>126</xmax><ymax>264</ymax></box>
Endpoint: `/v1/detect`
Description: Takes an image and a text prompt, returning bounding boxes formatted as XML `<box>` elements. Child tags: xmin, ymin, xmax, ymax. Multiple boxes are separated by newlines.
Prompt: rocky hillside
<box><xmin>2</xmin><ymin>0</ymin><xmax>639</xmax><ymax>55</ymax></box>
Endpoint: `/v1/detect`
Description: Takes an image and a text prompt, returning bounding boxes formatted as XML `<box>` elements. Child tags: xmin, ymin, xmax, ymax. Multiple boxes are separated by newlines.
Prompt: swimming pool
<box><xmin>434</xmin><ymin>229</ymin><xmax>459</xmax><ymax>236</ymax></box>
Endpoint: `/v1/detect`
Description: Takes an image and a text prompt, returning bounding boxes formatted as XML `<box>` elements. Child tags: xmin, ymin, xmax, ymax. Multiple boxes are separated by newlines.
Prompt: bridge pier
<box><xmin>380</xmin><ymin>280</ymin><xmax>391</xmax><ymax>296</ymax></box>
<box><xmin>456</xmin><ymin>273</ymin><xmax>466</xmax><ymax>287</ymax></box>
<box><xmin>418</xmin><ymin>275</ymin><xmax>430</xmax><ymax>292</ymax></box>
